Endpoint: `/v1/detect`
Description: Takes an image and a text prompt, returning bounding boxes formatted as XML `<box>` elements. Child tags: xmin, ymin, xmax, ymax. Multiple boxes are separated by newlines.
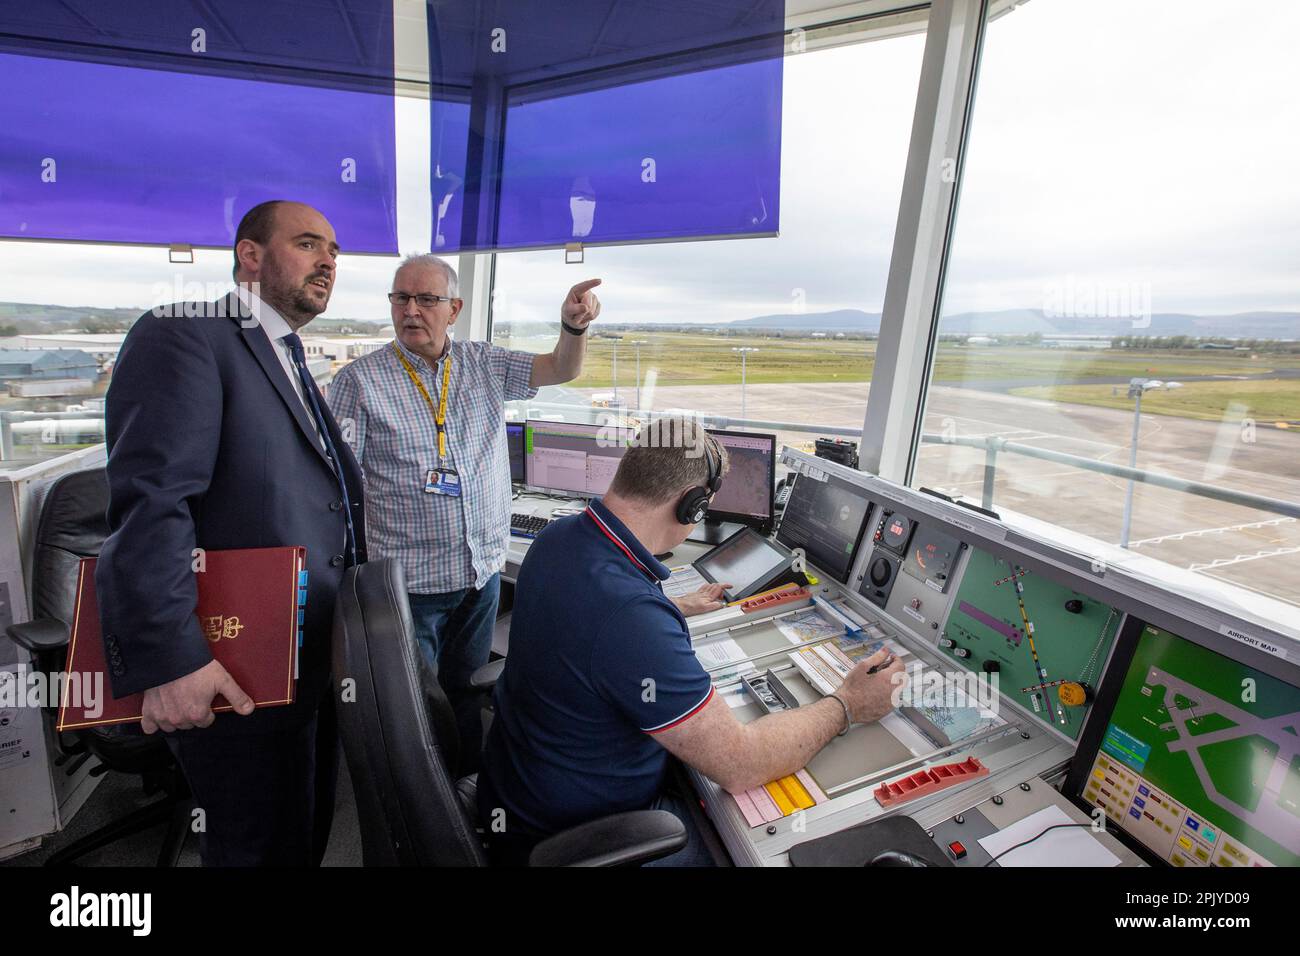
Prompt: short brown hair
<box><xmin>233</xmin><ymin>200</ymin><xmax>288</xmax><ymax>277</ymax></box>
<box><xmin>608</xmin><ymin>416</ymin><xmax>728</xmax><ymax>506</ymax></box>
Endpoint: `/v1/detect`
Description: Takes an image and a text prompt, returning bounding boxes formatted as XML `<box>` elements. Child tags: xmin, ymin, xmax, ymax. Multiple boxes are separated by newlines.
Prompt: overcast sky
<box><xmin>2</xmin><ymin>0</ymin><xmax>1297</xmax><ymax>328</ymax></box>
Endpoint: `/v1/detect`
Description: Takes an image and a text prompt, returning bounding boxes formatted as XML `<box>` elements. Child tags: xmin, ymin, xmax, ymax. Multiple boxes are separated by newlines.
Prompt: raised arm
<box><xmin>530</xmin><ymin>278</ymin><xmax>601</xmax><ymax>387</ymax></box>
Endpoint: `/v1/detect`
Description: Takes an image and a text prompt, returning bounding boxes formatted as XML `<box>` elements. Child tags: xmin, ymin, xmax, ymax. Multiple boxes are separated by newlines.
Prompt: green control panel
<box><xmin>937</xmin><ymin>547</ymin><xmax>1123</xmax><ymax>739</ymax></box>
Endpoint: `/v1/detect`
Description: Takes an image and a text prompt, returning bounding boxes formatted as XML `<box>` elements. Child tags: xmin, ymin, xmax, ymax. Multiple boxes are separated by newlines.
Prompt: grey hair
<box><xmin>395</xmin><ymin>253</ymin><xmax>459</xmax><ymax>297</ymax></box>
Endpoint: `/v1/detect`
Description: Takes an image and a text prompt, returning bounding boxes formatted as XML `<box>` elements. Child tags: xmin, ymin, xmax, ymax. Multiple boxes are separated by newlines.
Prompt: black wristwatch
<box><xmin>561</xmin><ymin>320</ymin><xmax>587</xmax><ymax>336</ymax></box>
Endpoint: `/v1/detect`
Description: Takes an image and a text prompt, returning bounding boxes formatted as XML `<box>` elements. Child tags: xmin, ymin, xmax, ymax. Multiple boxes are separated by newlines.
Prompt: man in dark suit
<box><xmin>95</xmin><ymin>200</ymin><xmax>367</xmax><ymax>866</ymax></box>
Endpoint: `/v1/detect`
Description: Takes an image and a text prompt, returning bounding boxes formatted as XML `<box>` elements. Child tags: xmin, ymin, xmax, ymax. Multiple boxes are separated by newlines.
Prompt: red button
<box><xmin>947</xmin><ymin>841</ymin><xmax>967</xmax><ymax>860</ymax></box>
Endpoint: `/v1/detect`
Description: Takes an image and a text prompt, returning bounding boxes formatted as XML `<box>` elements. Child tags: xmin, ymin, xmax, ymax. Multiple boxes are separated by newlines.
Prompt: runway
<box><xmin>572</xmin><ymin>381</ymin><xmax>1300</xmax><ymax>607</ymax></box>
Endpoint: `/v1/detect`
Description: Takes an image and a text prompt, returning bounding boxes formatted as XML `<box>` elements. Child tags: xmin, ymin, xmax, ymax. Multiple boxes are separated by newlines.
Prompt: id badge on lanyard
<box><xmin>394</xmin><ymin>343</ymin><xmax>463</xmax><ymax>498</ymax></box>
<box><xmin>425</xmin><ymin>467</ymin><xmax>462</xmax><ymax>497</ymax></box>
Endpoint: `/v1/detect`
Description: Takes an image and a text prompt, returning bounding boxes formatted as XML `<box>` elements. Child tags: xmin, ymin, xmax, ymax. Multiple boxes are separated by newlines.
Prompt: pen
<box><xmin>866</xmin><ymin>654</ymin><xmax>895</xmax><ymax>675</ymax></box>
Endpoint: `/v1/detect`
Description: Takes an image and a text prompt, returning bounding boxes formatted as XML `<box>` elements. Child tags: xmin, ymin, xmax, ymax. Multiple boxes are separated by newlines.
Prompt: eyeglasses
<box><xmin>388</xmin><ymin>292</ymin><xmax>457</xmax><ymax>309</ymax></box>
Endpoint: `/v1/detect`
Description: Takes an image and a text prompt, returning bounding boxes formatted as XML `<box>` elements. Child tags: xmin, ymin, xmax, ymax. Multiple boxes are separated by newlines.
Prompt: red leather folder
<box><xmin>57</xmin><ymin>547</ymin><xmax>307</xmax><ymax>730</ymax></box>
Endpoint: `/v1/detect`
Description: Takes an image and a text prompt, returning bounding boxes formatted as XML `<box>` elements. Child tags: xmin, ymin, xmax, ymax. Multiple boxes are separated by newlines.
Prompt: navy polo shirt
<box><xmin>478</xmin><ymin>498</ymin><xmax>714</xmax><ymax>842</ymax></box>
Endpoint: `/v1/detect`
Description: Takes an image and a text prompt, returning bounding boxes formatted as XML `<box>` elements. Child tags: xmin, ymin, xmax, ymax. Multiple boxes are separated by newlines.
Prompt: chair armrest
<box><xmin>6</xmin><ymin>619</ymin><xmax>71</xmax><ymax>653</ymax></box>
<box><xmin>470</xmin><ymin>657</ymin><xmax>506</xmax><ymax>690</ymax></box>
<box><xmin>528</xmin><ymin>809</ymin><xmax>687</xmax><ymax>867</ymax></box>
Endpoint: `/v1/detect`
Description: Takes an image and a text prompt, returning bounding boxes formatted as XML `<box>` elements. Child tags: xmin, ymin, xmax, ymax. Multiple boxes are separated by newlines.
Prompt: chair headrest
<box><xmin>31</xmin><ymin>468</ymin><xmax>110</xmax><ymax>625</ymax></box>
<box><xmin>331</xmin><ymin>558</ymin><xmax>485</xmax><ymax>867</ymax></box>
<box><xmin>35</xmin><ymin>467</ymin><xmax>109</xmax><ymax>556</ymax></box>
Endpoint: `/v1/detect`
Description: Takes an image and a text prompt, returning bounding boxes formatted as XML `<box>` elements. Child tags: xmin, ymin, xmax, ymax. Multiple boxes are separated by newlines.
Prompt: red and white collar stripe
<box><xmin>584</xmin><ymin>506</ymin><xmax>655</xmax><ymax>578</ymax></box>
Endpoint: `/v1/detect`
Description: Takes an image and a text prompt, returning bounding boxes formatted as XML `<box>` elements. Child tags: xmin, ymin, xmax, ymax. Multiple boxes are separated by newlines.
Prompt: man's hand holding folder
<box><xmin>141</xmin><ymin>659</ymin><xmax>256</xmax><ymax>734</ymax></box>
<box><xmin>59</xmin><ymin>546</ymin><xmax>308</xmax><ymax>732</ymax></box>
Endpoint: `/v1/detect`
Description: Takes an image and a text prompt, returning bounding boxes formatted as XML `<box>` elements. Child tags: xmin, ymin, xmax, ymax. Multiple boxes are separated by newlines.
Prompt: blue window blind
<box><xmin>0</xmin><ymin>0</ymin><xmax>397</xmax><ymax>252</ymax></box>
<box><xmin>426</xmin><ymin>0</ymin><xmax>785</xmax><ymax>253</ymax></box>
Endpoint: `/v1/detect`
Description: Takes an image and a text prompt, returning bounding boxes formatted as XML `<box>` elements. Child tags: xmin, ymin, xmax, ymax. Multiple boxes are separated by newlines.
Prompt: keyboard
<box><xmin>510</xmin><ymin>513</ymin><xmax>552</xmax><ymax>539</ymax></box>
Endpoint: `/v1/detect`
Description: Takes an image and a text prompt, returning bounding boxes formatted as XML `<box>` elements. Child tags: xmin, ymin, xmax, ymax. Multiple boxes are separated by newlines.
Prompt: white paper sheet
<box><xmin>977</xmin><ymin>804</ymin><xmax>1120</xmax><ymax>867</ymax></box>
<box><xmin>695</xmin><ymin>637</ymin><xmax>748</xmax><ymax>671</ymax></box>
<box><xmin>664</xmin><ymin>565</ymin><xmax>708</xmax><ymax>599</ymax></box>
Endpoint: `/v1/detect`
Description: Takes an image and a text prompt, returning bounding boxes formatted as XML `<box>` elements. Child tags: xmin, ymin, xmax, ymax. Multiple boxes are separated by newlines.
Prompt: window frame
<box><xmin>467</xmin><ymin>0</ymin><xmax>995</xmax><ymax>488</ymax></box>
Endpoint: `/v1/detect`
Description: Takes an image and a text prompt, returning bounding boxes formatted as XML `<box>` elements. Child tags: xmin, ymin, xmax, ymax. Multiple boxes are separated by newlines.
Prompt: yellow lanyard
<box><xmin>392</xmin><ymin>342</ymin><xmax>452</xmax><ymax>461</ymax></box>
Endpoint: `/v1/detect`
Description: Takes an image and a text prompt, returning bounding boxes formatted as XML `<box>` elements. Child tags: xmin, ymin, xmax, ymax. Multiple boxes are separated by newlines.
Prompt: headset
<box><xmin>676</xmin><ymin>434</ymin><xmax>723</xmax><ymax>525</ymax></box>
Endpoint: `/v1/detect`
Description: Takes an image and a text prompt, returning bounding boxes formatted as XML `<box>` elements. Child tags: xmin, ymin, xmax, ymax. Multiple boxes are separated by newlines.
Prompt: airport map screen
<box><xmin>776</xmin><ymin>472</ymin><xmax>871</xmax><ymax>583</ymax></box>
<box><xmin>705</xmin><ymin>429</ymin><xmax>774</xmax><ymax>525</ymax></box>
<box><xmin>1080</xmin><ymin>622</ymin><xmax>1300</xmax><ymax>867</ymax></box>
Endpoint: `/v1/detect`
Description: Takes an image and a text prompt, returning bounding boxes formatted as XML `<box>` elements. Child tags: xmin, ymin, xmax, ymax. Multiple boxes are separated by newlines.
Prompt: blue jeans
<box><xmin>643</xmin><ymin>792</ymin><xmax>718</xmax><ymax>867</ymax></box>
<box><xmin>408</xmin><ymin>574</ymin><xmax>500</xmax><ymax>773</ymax></box>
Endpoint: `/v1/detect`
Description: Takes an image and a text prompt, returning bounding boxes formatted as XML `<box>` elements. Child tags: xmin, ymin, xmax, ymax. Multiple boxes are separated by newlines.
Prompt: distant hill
<box><xmin>732</xmin><ymin>308</ymin><xmax>1299</xmax><ymax>339</ymax></box>
<box><xmin>941</xmin><ymin>309</ymin><xmax>1299</xmax><ymax>339</ymax></box>
<box><xmin>0</xmin><ymin>301</ymin><xmax>141</xmax><ymax>329</ymax></box>
<box><xmin>5</xmin><ymin>299</ymin><xmax>1297</xmax><ymax>340</ymax></box>
<box><xmin>0</xmin><ymin>301</ymin><xmax>386</xmax><ymax>335</ymax></box>
<box><xmin>731</xmin><ymin>309</ymin><xmax>882</xmax><ymax>331</ymax></box>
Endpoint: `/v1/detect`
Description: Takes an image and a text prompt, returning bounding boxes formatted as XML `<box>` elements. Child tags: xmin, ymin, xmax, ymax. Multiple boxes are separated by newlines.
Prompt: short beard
<box><xmin>260</xmin><ymin>260</ymin><xmax>326</xmax><ymax>328</ymax></box>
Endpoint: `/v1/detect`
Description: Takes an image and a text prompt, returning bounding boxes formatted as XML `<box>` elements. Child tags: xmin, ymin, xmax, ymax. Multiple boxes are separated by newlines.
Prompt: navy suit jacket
<box><xmin>95</xmin><ymin>294</ymin><xmax>366</xmax><ymax>731</ymax></box>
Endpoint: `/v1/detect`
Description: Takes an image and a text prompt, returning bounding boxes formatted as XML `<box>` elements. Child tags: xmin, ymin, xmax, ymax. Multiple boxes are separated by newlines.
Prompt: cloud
<box><xmin>2</xmin><ymin>1</ymin><xmax>1297</xmax><ymax>328</ymax></box>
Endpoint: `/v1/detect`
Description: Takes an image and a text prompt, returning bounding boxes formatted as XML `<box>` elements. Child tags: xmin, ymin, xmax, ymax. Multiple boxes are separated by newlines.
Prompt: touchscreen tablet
<box><xmin>693</xmin><ymin>528</ymin><xmax>793</xmax><ymax>601</ymax></box>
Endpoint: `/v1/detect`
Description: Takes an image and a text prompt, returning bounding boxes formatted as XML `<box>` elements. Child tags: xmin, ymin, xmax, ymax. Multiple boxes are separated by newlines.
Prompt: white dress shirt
<box><xmin>234</xmin><ymin>285</ymin><xmax>325</xmax><ymax>451</ymax></box>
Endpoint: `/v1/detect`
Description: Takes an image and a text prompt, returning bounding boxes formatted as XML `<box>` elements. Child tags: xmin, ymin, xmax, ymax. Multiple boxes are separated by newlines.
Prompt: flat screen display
<box><xmin>524</xmin><ymin>420</ymin><xmax>631</xmax><ymax>496</ymax></box>
<box><xmin>704</xmin><ymin>428</ymin><xmax>775</xmax><ymax>527</ymax></box>
<box><xmin>506</xmin><ymin>422</ymin><xmax>525</xmax><ymax>483</ymax></box>
<box><xmin>776</xmin><ymin>472</ymin><xmax>872</xmax><ymax>583</ymax></box>
<box><xmin>694</xmin><ymin>528</ymin><xmax>791</xmax><ymax>601</ymax></box>
<box><xmin>1070</xmin><ymin>621</ymin><xmax>1300</xmax><ymax>867</ymax></box>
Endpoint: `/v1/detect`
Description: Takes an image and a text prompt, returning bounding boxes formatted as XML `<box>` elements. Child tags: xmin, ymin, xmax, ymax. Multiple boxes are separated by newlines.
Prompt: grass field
<box><xmin>499</xmin><ymin>330</ymin><xmax>1300</xmax><ymax>421</ymax></box>
<box><xmin>1008</xmin><ymin>378</ymin><xmax>1300</xmax><ymax>424</ymax></box>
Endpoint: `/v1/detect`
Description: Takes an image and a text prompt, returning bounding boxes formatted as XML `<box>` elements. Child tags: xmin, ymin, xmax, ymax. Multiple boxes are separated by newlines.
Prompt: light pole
<box><xmin>628</xmin><ymin>340</ymin><xmax>647</xmax><ymax>411</ymax></box>
<box><xmin>607</xmin><ymin>335</ymin><xmax>622</xmax><ymax>408</ymax></box>
<box><xmin>1120</xmin><ymin>377</ymin><xmax>1182</xmax><ymax>548</ymax></box>
<box><xmin>732</xmin><ymin>347</ymin><xmax>759</xmax><ymax>420</ymax></box>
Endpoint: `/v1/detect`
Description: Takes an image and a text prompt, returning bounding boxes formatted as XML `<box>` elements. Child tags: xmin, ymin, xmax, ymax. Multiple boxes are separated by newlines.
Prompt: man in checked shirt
<box><xmin>328</xmin><ymin>253</ymin><xmax>602</xmax><ymax>763</ymax></box>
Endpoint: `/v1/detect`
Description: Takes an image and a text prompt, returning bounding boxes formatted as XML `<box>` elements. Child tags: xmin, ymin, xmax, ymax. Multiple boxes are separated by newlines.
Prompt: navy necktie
<box><xmin>283</xmin><ymin>332</ymin><xmax>357</xmax><ymax>565</ymax></box>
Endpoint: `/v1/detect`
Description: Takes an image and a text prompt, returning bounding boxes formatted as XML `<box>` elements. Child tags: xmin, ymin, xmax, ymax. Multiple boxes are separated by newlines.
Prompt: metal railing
<box><xmin>513</xmin><ymin>399</ymin><xmax>1300</xmax><ymax>527</ymax></box>
<box><xmin>0</xmin><ymin>410</ymin><xmax>106</xmax><ymax>462</ymax></box>
<box><xmin>6</xmin><ymin>398</ymin><xmax>1296</xmax><ymax>533</ymax></box>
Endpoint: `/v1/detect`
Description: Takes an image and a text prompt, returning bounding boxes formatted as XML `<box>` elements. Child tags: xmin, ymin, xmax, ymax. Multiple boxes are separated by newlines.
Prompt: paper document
<box><xmin>776</xmin><ymin>608</ymin><xmax>843</xmax><ymax>646</ymax></box>
<box><xmin>695</xmin><ymin>637</ymin><xmax>748</xmax><ymax>671</ymax></box>
<box><xmin>977</xmin><ymin>805</ymin><xmax>1120</xmax><ymax>868</ymax></box>
<box><xmin>788</xmin><ymin>643</ymin><xmax>855</xmax><ymax>695</ymax></box>
<box><xmin>664</xmin><ymin>565</ymin><xmax>708</xmax><ymax>599</ymax></box>
<box><xmin>901</xmin><ymin>680</ymin><xmax>1002</xmax><ymax>746</ymax></box>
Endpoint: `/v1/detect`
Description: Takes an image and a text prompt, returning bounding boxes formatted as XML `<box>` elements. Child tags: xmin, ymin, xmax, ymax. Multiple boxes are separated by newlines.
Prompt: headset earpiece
<box><xmin>676</xmin><ymin>435</ymin><xmax>723</xmax><ymax>525</ymax></box>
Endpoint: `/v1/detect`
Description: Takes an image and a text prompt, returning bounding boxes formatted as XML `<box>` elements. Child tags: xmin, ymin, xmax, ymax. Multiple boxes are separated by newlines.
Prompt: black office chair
<box><xmin>331</xmin><ymin>558</ymin><xmax>687</xmax><ymax>866</ymax></box>
<box><xmin>5</xmin><ymin>467</ymin><xmax>191</xmax><ymax>867</ymax></box>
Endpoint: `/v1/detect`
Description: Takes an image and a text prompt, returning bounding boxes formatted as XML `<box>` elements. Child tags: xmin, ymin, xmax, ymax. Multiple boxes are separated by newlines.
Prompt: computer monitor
<box><xmin>775</xmin><ymin>471</ymin><xmax>872</xmax><ymax>584</ymax></box>
<box><xmin>1065</xmin><ymin>618</ymin><xmax>1300</xmax><ymax>867</ymax></box>
<box><xmin>506</xmin><ymin>422</ymin><xmax>525</xmax><ymax>483</ymax></box>
<box><xmin>690</xmin><ymin>429</ymin><xmax>776</xmax><ymax>545</ymax></box>
<box><xmin>523</xmin><ymin>419</ymin><xmax>632</xmax><ymax>497</ymax></box>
